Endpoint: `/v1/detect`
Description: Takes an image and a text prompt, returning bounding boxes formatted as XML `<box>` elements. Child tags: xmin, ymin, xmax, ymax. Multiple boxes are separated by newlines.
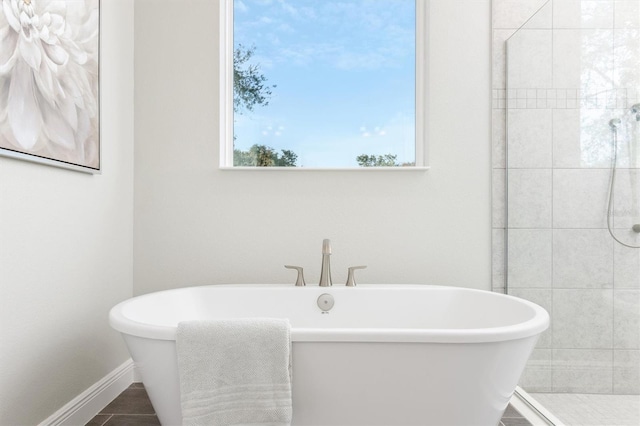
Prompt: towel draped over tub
<box><xmin>176</xmin><ymin>318</ymin><xmax>292</xmax><ymax>426</ymax></box>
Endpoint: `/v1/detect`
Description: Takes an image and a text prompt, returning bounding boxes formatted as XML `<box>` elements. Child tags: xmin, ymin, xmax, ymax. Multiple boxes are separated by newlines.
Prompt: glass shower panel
<box><xmin>506</xmin><ymin>1</ymin><xmax>640</xmax><ymax>424</ymax></box>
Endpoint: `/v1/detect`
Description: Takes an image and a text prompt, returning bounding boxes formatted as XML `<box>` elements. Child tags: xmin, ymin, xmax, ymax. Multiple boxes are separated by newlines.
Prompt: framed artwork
<box><xmin>0</xmin><ymin>0</ymin><xmax>101</xmax><ymax>174</ymax></box>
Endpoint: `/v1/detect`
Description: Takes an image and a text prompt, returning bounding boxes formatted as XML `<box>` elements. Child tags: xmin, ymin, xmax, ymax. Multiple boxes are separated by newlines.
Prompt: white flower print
<box><xmin>0</xmin><ymin>0</ymin><xmax>99</xmax><ymax>168</ymax></box>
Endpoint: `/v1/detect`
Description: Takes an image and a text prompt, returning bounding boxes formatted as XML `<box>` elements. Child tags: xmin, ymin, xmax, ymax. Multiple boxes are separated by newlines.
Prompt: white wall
<box><xmin>0</xmin><ymin>1</ymin><xmax>134</xmax><ymax>424</ymax></box>
<box><xmin>0</xmin><ymin>0</ymin><xmax>489</xmax><ymax>423</ymax></box>
<box><xmin>134</xmin><ymin>0</ymin><xmax>492</xmax><ymax>295</ymax></box>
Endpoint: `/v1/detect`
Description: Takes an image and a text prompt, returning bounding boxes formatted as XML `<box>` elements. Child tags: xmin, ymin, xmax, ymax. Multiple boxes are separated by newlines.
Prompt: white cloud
<box><xmin>360</xmin><ymin>125</ymin><xmax>387</xmax><ymax>138</ymax></box>
<box><xmin>277</xmin><ymin>0</ymin><xmax>298</xmax><ymax>17</ymax></box>
<box><xmin>237</xmin><ymin>0</ymin><xmax>413</xmax><ymax>71</ymax></box>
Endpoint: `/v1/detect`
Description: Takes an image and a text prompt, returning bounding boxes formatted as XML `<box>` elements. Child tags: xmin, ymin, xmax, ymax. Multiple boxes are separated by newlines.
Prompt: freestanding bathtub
<box><xmin>109</xmin><ymin>284</ymin><xmax>549</xmax><ymax>426</ymax></box>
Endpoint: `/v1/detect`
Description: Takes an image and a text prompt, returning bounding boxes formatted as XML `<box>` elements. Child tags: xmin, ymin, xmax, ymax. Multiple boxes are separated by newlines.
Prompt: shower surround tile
<box><xmin>508</xmin><ymin>230</ymin><xmax>553</xmax><ymax>289</ymax></box>
<box><xmin>552</xmin><ymin>29</ymin><xmax>615</xmax><ymax>92</ymax></box>
<box><xmin>611</xmin><ymin>128</ymin><xmax>640</xmax><ymax>168</ymax></box>
<box><xmin>552</xmin><ymin>109</ymin><xmax>617</xmax><ymax>168</ymax></box>
<box><xmin>613</xmin><ymin>290</ymin><xmax>640</xmax><ymax>348</ymax></box>
<box><xmin>507</xmin><ymin>109</ymin><xmax>553</xmax><ymax>168</ymax></box>
<box><xmin>553</xmin><ymin>230</ymin><xmax>613</xmax><ymax>288</ymax></box>
<box><xmin>614</xmin><ymin>29</ymin><xmax>640</xmax><ymax>89</ymax></box>
<box><xmin>553</xmin><ymin>1</ymin><xmax>614</xmax><ymax>29</ymax></box>
<box><xmin>493</xmin><ymin>109</ymin><xmax>506</xmax><ymax>168</ymax></box>
<box><xmin>610</xmin><ymin>229</ymin><xmax>640</xmax><ymax>250</ymax></box>
<box><xmin>493</xmin><ymin>229</ymin><xmax>506</xmax><ymax>290</ymax></box>
<box><xmin>493</xmin><ymin>0</ymin><xmax>550</xmax><ymax>29</ymax></box>
<box><xmin>614</xmin><ymin>350</ymin><xmax>640</xmax><ymax>393</ymax></box>
<box><xmin>552</xmin><ymin>109</ymin><xmax>581</xmax><ymax>167</ymax></box>
<box><xmin>507</xmin><ymin>30</ymin><xmax>553</xmax><ymax>89</ymax></box>
<box><xmin>518</xmin><ymin>349</ymin><xmax>552</xmax><ymax>392</ymax></box>
<box><xmin>553</xmin><ymin>169</ymin><xmax>610</xmax><ymax>229</ymax></box>
<box><xmin>614</xmin><ymin>243</ymin><xmax>640</xmax><ymax>288</ymax></box>
<box><xmin>508</xmin><ymin>169</ymin><xmax>552</xmax><ymax>228</ymax></box>
<box><xmin>493</xmin><ymin>169</ymin><xmax>506</xmax><ymax>228</ymax></box>
<box><xmin>613</xmin><ymin>169</ymin><xmax>640</xmax><ymax>229</ymax></box>
<box><xmin>551</xmin><ymin>349</ymin><xmax>613</xmax><ymax>394</ymax></box>
<box><xmin>615</xmin><ymin>1</ymin><xmax>640</xmax><ymax>28</ymax></box>
<box><xmin>552</xmin><ymin>289</ymin><xmax>613</xmax><ymax>348</ymax></box>
<box><xmin>521</xmin><ymin>1</ymin><xmax>552</xmax><ymax>30</ymax></box>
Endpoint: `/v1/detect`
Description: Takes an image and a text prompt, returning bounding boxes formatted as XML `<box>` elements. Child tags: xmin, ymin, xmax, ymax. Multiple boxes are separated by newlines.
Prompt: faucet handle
<box><xmin>346</xmin><ymin>265</ymin><xmax>367</xmax><ymax>287</ymax></box>
<box><xmin>285</xmin><ymin>265</ymin><xmax>306</xmax><ymax>286</ymax></box>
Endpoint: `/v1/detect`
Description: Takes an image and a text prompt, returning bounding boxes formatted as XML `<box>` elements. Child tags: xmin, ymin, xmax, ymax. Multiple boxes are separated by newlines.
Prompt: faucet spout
<box><xmin>319</xmin><ymin>239</ymin><xmax>332</xmax><ymax>286</ymax></box>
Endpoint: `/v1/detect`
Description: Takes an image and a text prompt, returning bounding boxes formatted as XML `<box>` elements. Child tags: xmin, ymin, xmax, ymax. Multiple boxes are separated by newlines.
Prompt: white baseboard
<box><xmin>38</xmin><ymin>359</ymin><xmax>135</xmax><ymax>426</ymax></box>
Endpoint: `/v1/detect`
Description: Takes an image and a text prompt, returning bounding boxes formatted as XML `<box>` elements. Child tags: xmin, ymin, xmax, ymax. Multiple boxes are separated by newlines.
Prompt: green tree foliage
<box><xmin>356</xmin><ymin>153</ymin><xmax>400</xmax><ymax>167</ymax></box>
<box><xmin>232</xmin><ymin>45</ymin><xmax>299</xmax><ymax>167</ymax></box>
<box><xmin>278</xmin><ymin>149</ymin><xmax>298</xmax><ymax>167</ymax></box>
<box><xmin>234</xmin><ymin>144</ymin><xmax>298</xmax><ymax>167</ymax></box>
<box><xmin>233</xmin><ymin>44</ymin><xmax>275</xmax><ymax>114</ymax></box>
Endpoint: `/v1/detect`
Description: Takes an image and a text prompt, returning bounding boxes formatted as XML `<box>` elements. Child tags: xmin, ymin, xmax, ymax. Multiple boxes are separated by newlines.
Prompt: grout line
<box><xmin>96</xmin><ymin>414</ymin><xmax>112</xmax><ymax>426</ymax></box>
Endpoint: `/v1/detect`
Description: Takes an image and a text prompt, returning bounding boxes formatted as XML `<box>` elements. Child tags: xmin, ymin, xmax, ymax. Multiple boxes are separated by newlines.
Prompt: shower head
<box><xmin>609</xmin><ymin>118</ymin><xmax>622</xmax><ymax>129</ymax></box>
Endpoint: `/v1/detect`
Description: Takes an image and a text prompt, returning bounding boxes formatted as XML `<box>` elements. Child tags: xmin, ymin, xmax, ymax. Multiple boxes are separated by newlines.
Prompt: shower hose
<box><xmin>607</xmin><ymin>112</ymin><xmax>640</xmax><ymax>249</ymax></box>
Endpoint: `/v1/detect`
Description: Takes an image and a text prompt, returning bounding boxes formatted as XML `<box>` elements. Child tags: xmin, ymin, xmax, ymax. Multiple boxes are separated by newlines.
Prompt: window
<box><xmin>220</xmin><ymin>0</ymin><xmax>427</xmax><ymax>168</ymax></box>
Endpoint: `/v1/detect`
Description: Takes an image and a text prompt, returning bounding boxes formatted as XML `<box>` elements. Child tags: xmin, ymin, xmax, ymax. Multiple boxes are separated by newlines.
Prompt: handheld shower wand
<box><xmin>609</xmin><ymin>118</ymin><xmax>621</xmax><ymax>130</ymax></box>
<box><xmin>606</xmin><ymin>118</ymin><xmax>640</xmax><ymax>248</ymax></box>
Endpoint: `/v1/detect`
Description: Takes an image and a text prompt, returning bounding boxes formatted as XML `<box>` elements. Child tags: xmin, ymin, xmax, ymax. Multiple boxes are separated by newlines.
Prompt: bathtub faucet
<box><xmin>319</xmin><ymin>239</ymin><xmax>332</xmax><ymax>286</ymax></box>
<box><xmin>286</xmin><ymin>239</ymin><xmax>366</xmax><ymax>286</ymax></box>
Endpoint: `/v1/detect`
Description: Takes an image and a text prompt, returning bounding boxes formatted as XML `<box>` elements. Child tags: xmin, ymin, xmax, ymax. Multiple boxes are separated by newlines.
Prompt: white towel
<box><xmin>176</xmin><ymin>318</ymin><xmax>292</xmax><ymax>426</ymax></box>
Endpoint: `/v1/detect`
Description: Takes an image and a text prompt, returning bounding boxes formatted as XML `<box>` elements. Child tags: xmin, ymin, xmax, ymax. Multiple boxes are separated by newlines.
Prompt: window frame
<box><xmin>219</xmin><ymin>0</ymin><xmax>429</xmax><ymax>170</ymax></box>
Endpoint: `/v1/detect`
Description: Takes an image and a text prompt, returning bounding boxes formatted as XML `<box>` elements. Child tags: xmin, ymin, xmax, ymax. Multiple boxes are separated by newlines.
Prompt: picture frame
<box><xmin>0</xmin><ymin>0</ymin><xmax>101</xmax><ymax>174</ymax></box>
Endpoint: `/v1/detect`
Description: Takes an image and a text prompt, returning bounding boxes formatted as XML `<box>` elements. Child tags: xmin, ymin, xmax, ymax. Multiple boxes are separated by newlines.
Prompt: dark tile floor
<box><xmin>86</xmin><ymin>383</ymin><xmax>159</xmax><ymax>426</ymax></box>
<box><xmin>87</xmin><ymin>383</ymin><xmax>532</xmax><ymax>426</ymax></box>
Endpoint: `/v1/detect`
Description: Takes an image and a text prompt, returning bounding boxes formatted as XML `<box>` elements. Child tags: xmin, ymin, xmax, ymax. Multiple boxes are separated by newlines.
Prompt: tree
<box><xmin>278</xmin><ymin>149</ymin><xmax>298</xmax><ymax>167</ymax></box>
<box><xmin>234</xmin><ymin>144</ymin><xmax>298</xmax><ymax>167</ymax></box>
<box><xmin>233</xmin><ymin>44</ymin><xmax>275</xmax><ymax>114</ymax></box>
<box><xmin>233</xmin><ymin>45</ymin><xmax>300</xmax><ymax>166</ymax></box>
<box><xmin>356</xmin><ymin>153</ymin><xmax>400</xmax><ymax>167</ymax></box>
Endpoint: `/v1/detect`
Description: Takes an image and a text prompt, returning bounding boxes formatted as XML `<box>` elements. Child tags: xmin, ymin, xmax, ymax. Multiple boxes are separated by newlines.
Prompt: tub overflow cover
<box><xmin>317</xmin><ymin>293</ymin><xmax>335</xmax><ymax>312</ymax></box>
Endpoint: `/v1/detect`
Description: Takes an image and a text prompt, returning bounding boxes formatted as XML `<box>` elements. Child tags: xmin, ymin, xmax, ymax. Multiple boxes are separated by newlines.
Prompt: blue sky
<box><xmin>233</xmin><ymin>0</ymin><xmax>416</xmax><ymax>167</ymax></box>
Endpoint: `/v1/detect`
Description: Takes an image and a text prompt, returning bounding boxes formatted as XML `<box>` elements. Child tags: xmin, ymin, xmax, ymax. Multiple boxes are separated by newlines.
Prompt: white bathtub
<box><xmin>109</xmin><ymin>284</ymin><xmax>549</xmax><ymax>426</ymax></box>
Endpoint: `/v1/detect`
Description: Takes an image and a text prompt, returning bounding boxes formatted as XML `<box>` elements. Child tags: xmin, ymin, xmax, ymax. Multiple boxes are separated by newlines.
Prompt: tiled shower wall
<box><xmin>492</xmin><ymin>0</ymin><xmax>640</xmax><ymax>394</ymax></box>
